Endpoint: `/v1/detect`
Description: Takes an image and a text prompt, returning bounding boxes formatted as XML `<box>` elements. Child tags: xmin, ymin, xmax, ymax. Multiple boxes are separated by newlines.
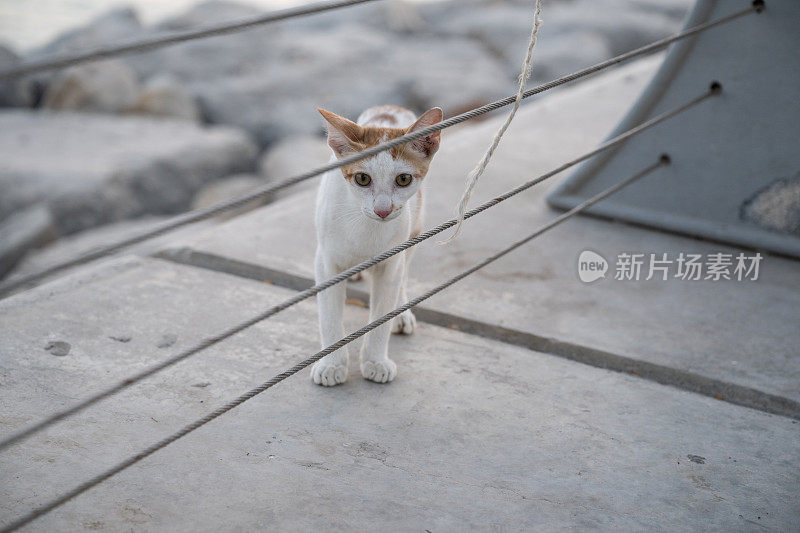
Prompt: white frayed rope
<box><xmin>442</xmin><ymin>0</ymin><xmax>543</xmax><ymax>243</ymax></box>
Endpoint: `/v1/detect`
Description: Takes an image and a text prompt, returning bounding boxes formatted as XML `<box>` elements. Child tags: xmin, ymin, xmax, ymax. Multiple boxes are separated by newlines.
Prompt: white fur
<box><xmin>312</xmin><ymin>107</ymin><xmax>428</xmax><ymax>386</ymax></box>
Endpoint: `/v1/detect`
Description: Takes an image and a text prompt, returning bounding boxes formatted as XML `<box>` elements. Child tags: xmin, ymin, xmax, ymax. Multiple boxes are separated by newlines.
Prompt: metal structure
<box><xmin>547</xmin><ymin>0</ymin><xmax>799</xmax><ymax>258</ymax></box>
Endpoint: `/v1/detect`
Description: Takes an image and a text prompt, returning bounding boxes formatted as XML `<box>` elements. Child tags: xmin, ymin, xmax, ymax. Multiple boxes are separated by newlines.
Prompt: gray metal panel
<box><xmin>546</xmin><ymin>0</ymin><xmax>800</xmax><ymax>257</ymax></box>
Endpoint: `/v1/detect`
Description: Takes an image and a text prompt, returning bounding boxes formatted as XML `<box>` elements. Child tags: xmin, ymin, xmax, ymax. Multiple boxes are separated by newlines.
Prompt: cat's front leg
<box><xmin>312</xmin><ymin>251</ymin><xmax>349</xmax><ymax>386</ymax></box>
<box><xmin>360</xmin><ymin>256</ymin><xmax>403</xmax><ymax>383</ymax></box>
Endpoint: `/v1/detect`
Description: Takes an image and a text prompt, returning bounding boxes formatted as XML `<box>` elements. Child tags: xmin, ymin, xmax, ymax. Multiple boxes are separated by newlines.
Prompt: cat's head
<box><xmin>318</xmin><ymin>107</ymin><xmax>442</xmax><ymax>222</ymax></box>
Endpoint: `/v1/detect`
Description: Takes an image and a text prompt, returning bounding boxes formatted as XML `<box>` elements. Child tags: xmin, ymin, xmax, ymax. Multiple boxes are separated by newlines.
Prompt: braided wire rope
<box><xmin>0</xmin><ymin>3</ymin><xmax>758</xmax><ymax>298</ymax></box>
<box><xmin>0</xmin><ymin>156</ymin><xmax>668</xmax><ymax>533</ymax></box>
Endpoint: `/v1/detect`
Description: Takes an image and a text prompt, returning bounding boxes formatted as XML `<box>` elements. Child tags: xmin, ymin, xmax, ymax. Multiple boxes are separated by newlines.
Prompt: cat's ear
<box><xmin>318</xmin><ymin>108</ymin><xmax>362</xmax><ymax>157</ymax></box>
<box><xmin>405</xmin><ymin>107</ymin><xmax>443</xmax><ymax>158</ymax></box>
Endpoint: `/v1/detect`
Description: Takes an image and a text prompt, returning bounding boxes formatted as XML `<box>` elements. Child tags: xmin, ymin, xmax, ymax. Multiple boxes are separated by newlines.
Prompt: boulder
<box><xmin>0</xmin><ymin>45</ymin><xmax>34</xmax><ymax>108</ymax></box>
<box><xmin>191</xmin><ymin>174</ymin><xmax>269</xmax><ymax>220</ymax></box>
<box><xmin>539</xmin><ymin>1</ymin><xmax>681</xmax><ymax>57</ymax></box>
<box><xmin>0</xmin><ymin>110</ymin><xmax>258</xmax><ymax>235</ymax></box>
<box><xmin>436</xmin><ymin>3</ymin><xmax>540</xmax><ymax>65</ymax></box>
<box><xmin>176</xmin><ymin>27</ymin><xmax>512</xmax><ymax>146</ymax></box>
<box><xmin>42</xmin><ymin>59</ymin><xmax>140</xmax><ymax>113</ymax></box>
<box><xmin>23</xmin><ymin>8</ymin><xmax>146</xmax><ymax>101</ymax></box>
<box><xmin>430</xmin><ymin>0</ymin><xmax>685</xmax><ymax>80</ymax></box>
<box><xmin>114</xmin><ymin>1</ymin><xmax>514</xmax><ymax>146</ymax></box>
<box><xmin>158</xmin><ymin>1</ymin><xmax>265</xmax><ymax>31</ymax></box>
<box><xmin>126</xmin><ymin>2</ymin><xmax>281</xmax><ymax>83</ymax></box>
<box><xmin>391</xmin><ymin>36</ymin><xmax>516</xmax><ymax>116</ymax></box>
<box><xmin>628</xmin><ymin>0</ymin><xmax>694</xmax><ymax>20</ymax></box>
<box><xmin>30</xmin><ymin>7</ymin><xmax>144</xmax><ymax>59</ymax></box>
<box><xmin>529</xmin><ymin>32</ymin><xmax>613</xmax><ymax>83</ymax></box>
<box><xmin>130</xmin><ymin>75</ymin><xmax>201</xmax><ymax>121</ymax></box>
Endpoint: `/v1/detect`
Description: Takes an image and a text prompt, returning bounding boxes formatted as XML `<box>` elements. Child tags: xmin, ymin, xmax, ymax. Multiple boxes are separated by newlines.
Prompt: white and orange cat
<box><xmin>312</xmin><ymin>105</ymin><xmax>442</xmax><ymax>386</ymax></box>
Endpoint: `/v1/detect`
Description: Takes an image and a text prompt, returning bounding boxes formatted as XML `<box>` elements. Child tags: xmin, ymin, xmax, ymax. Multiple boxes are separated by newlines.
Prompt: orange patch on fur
<box><xmin>338</xmin><ymin>125</ymin><xmax>435</xmax><ymax>178</ymax></box>
<box><xmin>320</xmin><ymin>107</ymin><xmax>440</xmax><ymax>179</ymax></box>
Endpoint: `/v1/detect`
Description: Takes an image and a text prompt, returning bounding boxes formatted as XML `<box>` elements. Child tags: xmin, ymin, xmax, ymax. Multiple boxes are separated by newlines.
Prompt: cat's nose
<box><xmin>374</xmin><ymin>207</ymin><xmax>392</xmax><ymax>219</ymax></box>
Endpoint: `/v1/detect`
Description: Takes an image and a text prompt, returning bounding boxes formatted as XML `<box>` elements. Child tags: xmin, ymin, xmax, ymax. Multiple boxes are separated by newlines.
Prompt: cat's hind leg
<box><xmin>311</xmin><ymin>251</ymin><xmax>349</xmax><ymax>386</ymax></box>
<box><xmin>349</xmin><ymin>270</ymin><xmax>368</xmax><ymax>282</ymax></box>
<box><xmin>391</xmin><ymin>249</ymin><xmax>416</xmax><ymax>335</ymax></box>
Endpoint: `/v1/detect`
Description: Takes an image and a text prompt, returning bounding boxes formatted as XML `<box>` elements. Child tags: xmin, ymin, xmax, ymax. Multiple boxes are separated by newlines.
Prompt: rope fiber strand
<box><xmin>0</xmin><ymin>3</ymin><xmax>758</xmax><ymax>298</ymax></box>
<box><xmin>447</xmin><ymin>0</ymin><xmax>543</xmax><ymax>242</ymax></box>
<box><xmin>0</xmin><ymin>156</ymin><xmax>668</xmax><ymax>533</ymax></box>
<box><xmin>0</xmin><ymin>87</ymin><xmax>717</xmax><ymax>454</ymax></box>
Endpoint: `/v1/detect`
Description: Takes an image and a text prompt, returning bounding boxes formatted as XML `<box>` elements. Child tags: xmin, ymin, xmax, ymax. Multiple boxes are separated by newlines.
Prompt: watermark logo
<box><xmin>577</xmin><ymin>250</ymin><xmax>608</xmax><ymax>283</ymax></box>
<box><xmin>577</xmin><ymin>250</ymin><xmax>762</xmax><ymax>283</ymax></box>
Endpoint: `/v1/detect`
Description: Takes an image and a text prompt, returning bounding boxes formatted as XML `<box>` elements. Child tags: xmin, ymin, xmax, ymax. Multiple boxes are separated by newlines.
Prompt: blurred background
<box><xmin>0</xmin><ymin>0</ymin><xmax>691</xmax><ymax>280</ymax></box>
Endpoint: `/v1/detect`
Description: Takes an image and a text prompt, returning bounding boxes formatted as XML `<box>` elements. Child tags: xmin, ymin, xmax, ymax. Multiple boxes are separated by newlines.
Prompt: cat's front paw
<box><xmin>360</xmin><ymin>358</ymin><xmax>397</xmax><ymax>383</ymax></box>
<box><xmin>311</xmin><ymin>359</ymin><xmax>347</xmax><ymax>386</ymax></box>
<box><xmin>391</xmin><ymin>309</ymin><xmax>416</xmax><ymax>335</ymax></box>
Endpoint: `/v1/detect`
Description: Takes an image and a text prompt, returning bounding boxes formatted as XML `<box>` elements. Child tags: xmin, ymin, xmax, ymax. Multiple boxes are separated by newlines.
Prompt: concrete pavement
<box><xmin>1</xmin><ymin>257</ymin><xmax>798</xmax><ymax>531</ymax></box>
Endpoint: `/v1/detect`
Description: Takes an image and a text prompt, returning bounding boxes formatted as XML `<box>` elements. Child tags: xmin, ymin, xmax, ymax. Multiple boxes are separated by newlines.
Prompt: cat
<box><xmin>312</xmin><ymin>105</ymin><xmax>443</xmax><ymax>386</ymax></box>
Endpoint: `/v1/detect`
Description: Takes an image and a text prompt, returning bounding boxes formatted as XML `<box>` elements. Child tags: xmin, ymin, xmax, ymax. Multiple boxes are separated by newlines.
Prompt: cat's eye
<box><xmin>395</xmin><ymin>173</ymin><xmax>413</xmax><ymax>187</ymax></box>
<box><xmin>353</xmin><ymin>173</ymin><xmax>372</xmax><ymax>186</ymax></box>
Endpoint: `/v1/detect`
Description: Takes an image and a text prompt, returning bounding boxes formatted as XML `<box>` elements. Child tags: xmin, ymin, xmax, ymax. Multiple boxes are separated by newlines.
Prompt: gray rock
<box><xmin>530</xmin><ymin>32</ymin><xmax>613</xmax><ymax>83</ymax></box>
<box><xmin>130</xmin><ymin>75</ymin><xmax>201</xmax><ymax>121</ymax></box>
<box><xmin>0</xmin><ymin>45</ymin><xmax>34</xmax><ymax>107</ymax></box>
<box><xmin>628</xmin><ymin>0</ymin><xmax>693</xmax><ymax>20</ymax></box>
<box><xmin>191</xmin><ymin>174</ymin><xmax>269</xmax><ymax>220</ymax></box>
<box><xmin>433</xmin><ymin>0</ymin><xmax>683</xmax><ymax>81</ymax></box>
<box><xmin>0</xmin><ymin>110</ymin><xmax>258</xmax><ymax>235</ymax></box>
<box><xmin>435</xmin><ymin>4</ymin><xmax>614</xmax><ymax>82</ymax></box>
<box><xmin>42</xmin><ymin>59</ymin><xmax>140</xmax><ymax>113</ymax></box>
<box><xmin>277</xmin><ymin>0</ymin><xmax>426</xmax><ymax>33</ymax></box>
<box><xmin>187</xmin><ymin>28</ymin><xmax>513</xmax><ymax>146</ymax></box>
<box><xmin>157</xmin><ymin>1</ymin><xmax>264</xmax><ymax>32</ymax></box>
<box><xmin>540</xmin><ymin>0</ymin><xmax>681</xmax><ymax>57</ymax></box>
<box><xmin>436</xmin><ymin>3</ymin><xmax>539</xmax><ymax>63</ymax></box>
<box><xmin>30</xmin><ymin>7</ymin><xmax>144</xmax><ymax>59</ymax></box>
<box><xmin>179</xmin><ymin>24</ymin><xmax>402</xmax><ymax>146</ymax></box>
<box><xmin>127</xmin><ymin>2</ymin><xmax>280</xmax><ymax>83</ymax></box>
<box><xmin>116</xmin><ymin>1</ymin><xmax>513</xmax><ymax>146</ymax></box>
<box><xmin>25</xmin><ymin>7</ymin><xmax>146</xmax><ymax>97</ymax></box>
<box><xmin>394</xmin><ymin>36</ymin><xmax>516</xmax><ymax>115</ymax></box>
<box><xmin>258</xmin><ymin>134</ymin><xmax>330</xmax><ymax>200</ymax></box>
<box><xmin>0</xmin><ymin>204</ymin><xmax>57</xmax><ymax>279</ymax></box>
